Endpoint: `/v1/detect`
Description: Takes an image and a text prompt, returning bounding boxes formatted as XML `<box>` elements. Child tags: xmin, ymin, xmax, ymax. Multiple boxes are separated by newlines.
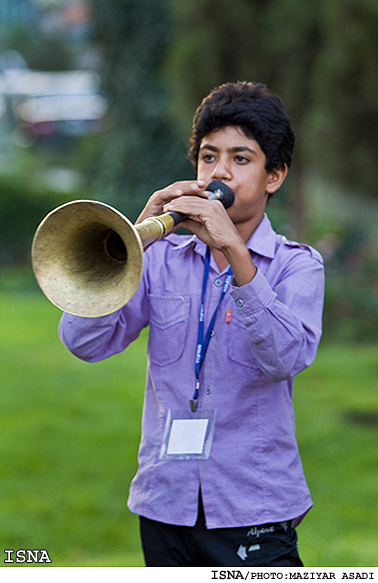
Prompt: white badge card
<box><xmin>160</xmin><ymin>409</ymin><xmax>217</xmax><ymax>460</ymax></box>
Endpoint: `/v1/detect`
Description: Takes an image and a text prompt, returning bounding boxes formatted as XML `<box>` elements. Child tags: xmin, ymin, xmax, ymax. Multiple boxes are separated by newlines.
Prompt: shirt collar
<box><xmin>170</xmin><ymin>214</ymin><xmax>276</xmax><ymax>260</ymax></box>
<box><xmin>245</xmin><ymin>214</ymin><xmax>276</xmax><ymax>259</ymax></box>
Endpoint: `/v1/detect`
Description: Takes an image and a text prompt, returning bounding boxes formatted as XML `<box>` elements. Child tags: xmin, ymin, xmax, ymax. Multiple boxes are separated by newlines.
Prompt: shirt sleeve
<box><xmin>59</xmin><ymin>265</ymin><xmax>149</xmax><ymax>363</ymax></box>
<box><xmin>229</xmin><ymin>248</ymin><xmax>324</xmax><ymax>382</ymax></box>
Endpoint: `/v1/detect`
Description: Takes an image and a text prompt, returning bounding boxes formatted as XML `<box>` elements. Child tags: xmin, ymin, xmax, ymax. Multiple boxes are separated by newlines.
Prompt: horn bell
<box><xmin>31</xmin><ymin>200</ymin><xmax>144</xmax><ymax>318</ymax></box>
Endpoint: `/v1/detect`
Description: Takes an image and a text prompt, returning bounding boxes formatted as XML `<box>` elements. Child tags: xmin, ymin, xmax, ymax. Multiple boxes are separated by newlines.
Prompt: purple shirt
<box><xmin>59</xmin><ymin>214</ymin><xmax>324</xmax><ymax>529</ymax></box>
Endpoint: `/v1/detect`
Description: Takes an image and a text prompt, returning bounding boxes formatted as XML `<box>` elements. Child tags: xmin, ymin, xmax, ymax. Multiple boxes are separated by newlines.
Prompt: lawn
<box><xmin>0</xmin><ymin>291</ymin><xmax>377</xmax><ymax>567</ymax></box>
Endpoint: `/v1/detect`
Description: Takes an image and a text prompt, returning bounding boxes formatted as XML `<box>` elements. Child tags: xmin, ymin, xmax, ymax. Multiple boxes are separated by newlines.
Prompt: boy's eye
<box><xmin>235</xmin><ymin>155</ymin><xmax>249</xmax><ymax>164</ymax></box>
<box><xmin>201</xmin><ymin>154</ymin><xmax>215</xmax><ymax>163</ymax></box>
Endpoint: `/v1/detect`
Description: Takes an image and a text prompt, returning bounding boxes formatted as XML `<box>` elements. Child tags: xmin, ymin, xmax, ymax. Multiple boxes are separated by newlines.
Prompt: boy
<box><xmin>59</xmin><ymin>81</ymin><xmax>324</xmax><ymax>566</ymax></box>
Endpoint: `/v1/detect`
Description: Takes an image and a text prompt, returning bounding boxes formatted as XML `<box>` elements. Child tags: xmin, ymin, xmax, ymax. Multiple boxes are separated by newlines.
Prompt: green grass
<box><xmin>294</xmin><ymin>344</ymin><xmax>378</xmax><ymax>567</ymax></box>
<box><xmin>1</xmin><ymin>291</ymin><xmax>378</xmax><ymax>567</ymax></box>
<box><xmin>0</xmin><ymin>291</ymin><xmax>146</xmax><ymax>566</ymax></box>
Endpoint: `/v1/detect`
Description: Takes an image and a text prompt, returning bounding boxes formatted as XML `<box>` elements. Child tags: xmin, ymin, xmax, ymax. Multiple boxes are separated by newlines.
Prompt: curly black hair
<box><xmin>189</xmin><ymin>81</ymin><xmax>295</xmax><ymax>175</ymax></box>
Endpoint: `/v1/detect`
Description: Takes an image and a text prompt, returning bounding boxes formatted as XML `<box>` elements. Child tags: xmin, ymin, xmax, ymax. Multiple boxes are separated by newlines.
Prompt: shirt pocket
<box><xmin>227</xmin><ymin>315</ymin><xmax>261</xmax><ymax>370</ymax></box>
<box><xmin>148</xmin><ymin>294</ymin><xmax>191</xmax><ymax>366</ymax></box>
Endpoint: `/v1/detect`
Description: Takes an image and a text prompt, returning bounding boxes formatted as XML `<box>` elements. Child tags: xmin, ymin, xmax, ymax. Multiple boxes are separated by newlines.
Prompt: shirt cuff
<box><xmin>230</xmin><ymin>267</ymin><xmax>276</xmax><ymax>316</ymax></box>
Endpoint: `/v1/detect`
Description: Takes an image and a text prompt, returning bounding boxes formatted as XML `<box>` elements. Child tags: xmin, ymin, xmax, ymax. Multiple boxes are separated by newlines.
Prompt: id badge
<box><xmin>159</xmin><ymin>409</ymin><xmax>217</xmax><ymax>460</ymax></box>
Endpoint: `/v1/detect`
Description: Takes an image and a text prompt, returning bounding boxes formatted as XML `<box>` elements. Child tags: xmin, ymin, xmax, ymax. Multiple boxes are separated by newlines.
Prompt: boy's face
<box><xmin>197</xmin><ymin>126</ymin><xmax>286</xmax><ymax>235</ymax></box>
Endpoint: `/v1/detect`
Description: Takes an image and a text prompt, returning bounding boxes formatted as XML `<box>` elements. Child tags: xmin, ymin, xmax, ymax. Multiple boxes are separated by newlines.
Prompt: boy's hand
<box><xmin>135</xmin><ymin>180</ymin><xmax>208</xmax><ymax>224</ymax></box>
<box><xmin>163</xmin><ymin>195</ymin><xmax>257</xmax><ymax>287</ymax></box>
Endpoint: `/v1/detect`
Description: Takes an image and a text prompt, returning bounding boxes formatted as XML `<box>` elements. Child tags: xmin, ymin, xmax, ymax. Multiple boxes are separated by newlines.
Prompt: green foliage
<box><xmin>164</xmin><ymin>0</ymin><xmax>263</xmax><ymax>134</ymax></box>
<box><xmin>1</xmin><ymin>293</ymin><xmax>377</xmax><ymax>566</ymax></box>
<box><xmin>165</xmin><ymin>0</ymin><xmax>322</xmax><ymax>134</ymax></box>
<box><xmin>87</xmin><ymin>0</ymin><xmax>193</xmax><ymax>219</ymax></box>
<box><xmin>307</xmin><ymin>0</ymin><xmax>378</xmax><ymax>197</ymax></box>
<box><xmin>2</xmin><ymin>23</ymin><xmax>74</xmax><ymax>71</ymax></box>
<box><xmin>0</xmin><ymin>176</ymin><xmax>74</xmax><ymax>267</ymax></box>
<box><xmin>320</xmin><ymin>226</ymin><xmax>378</xmax><ymax>343</ymax></box>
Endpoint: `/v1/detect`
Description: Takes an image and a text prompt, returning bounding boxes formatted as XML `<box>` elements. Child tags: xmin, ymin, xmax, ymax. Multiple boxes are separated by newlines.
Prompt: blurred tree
<box><xmin>88</xmin><ymin>0</ymin><xmax>193</xmax><ymax>219</ymax></box>
<box><xmin>163</xmin><ymin>0</ymin><xmax>263</xmax><ymax>135</ymax></box>
<box><xmin>164</xmin><ymin>0</ymin><xmax>323</xmax><ymax>239</ymax></box>
<box><xmin>256</xmin><ymin>0</ymin><xmax>322</xmax><ymax>238</ymax></box>
<box><xmin>1</xmin><ymin>24</ymin><xmax>74</xmax><ymax>71</ymax></box>
<box><xmin>308</xmin><ymin>0</ymin><xmax>378</xmax><ymax>199</ymax></box>
<box><xmin>0</xmin><ymin>177</ymin><xmax>73</xmax><ymax>268</ymax></box>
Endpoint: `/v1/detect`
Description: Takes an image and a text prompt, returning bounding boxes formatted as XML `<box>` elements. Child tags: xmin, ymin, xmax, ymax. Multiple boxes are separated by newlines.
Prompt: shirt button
<box><xmin>214</xmin><ymin>279</ymin><xmax>222</xmax><ymax>287</ymax></box>
<box><xmin>236</xmin><ymin>299</ymin><xmax>244</xmax><ymax>308</ymax></box>
<box><xmin>210</xmin><ymin>330</ymin><xmax>215</xmax><ymax>337</ymax></box>
<box><xmin>205</xmin><ymin>386</ymin><xmax>211</xmax><ymax>394</ymax></box>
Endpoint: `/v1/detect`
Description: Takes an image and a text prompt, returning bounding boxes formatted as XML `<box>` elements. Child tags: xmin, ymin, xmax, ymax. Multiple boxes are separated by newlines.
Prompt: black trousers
<box><xmin>139</xmin><ymin>496</ymin><xmax>304</xmax><ymax>567</ymax></box>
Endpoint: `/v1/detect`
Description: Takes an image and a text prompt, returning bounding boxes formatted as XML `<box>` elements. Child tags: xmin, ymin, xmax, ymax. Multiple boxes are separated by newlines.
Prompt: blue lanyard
<box><xmin>191</xmin><ymin>247</ymin><xmax>233</xmax><ymax>412</ymax></box>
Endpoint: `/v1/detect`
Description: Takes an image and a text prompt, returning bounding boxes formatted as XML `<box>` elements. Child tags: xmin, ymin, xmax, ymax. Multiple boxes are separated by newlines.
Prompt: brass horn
<box><xmin>31</xmin><ymin>181</ymin><xmax>234</xmax><ymax>318</ymax></box>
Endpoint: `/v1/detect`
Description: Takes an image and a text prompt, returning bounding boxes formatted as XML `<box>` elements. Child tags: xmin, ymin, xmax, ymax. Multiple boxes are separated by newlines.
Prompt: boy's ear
<box><xmin>266</xmin><ymin>165</ymin><xmax>288</xmax><ymax>195</ymax></box>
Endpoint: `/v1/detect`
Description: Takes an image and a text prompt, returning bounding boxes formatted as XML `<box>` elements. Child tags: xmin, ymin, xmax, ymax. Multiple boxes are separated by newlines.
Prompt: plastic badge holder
<box><xmin>159</xmin><ymin>408</ymin><xmax>217</xmax><ymax>460</ymax></box>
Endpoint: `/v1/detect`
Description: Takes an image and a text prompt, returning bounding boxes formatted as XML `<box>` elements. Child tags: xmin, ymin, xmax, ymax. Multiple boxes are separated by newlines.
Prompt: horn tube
<box><xmin>31</xmin><ymin>181</ymin><xmax>234</xmax><ymax>318</ymax></box>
